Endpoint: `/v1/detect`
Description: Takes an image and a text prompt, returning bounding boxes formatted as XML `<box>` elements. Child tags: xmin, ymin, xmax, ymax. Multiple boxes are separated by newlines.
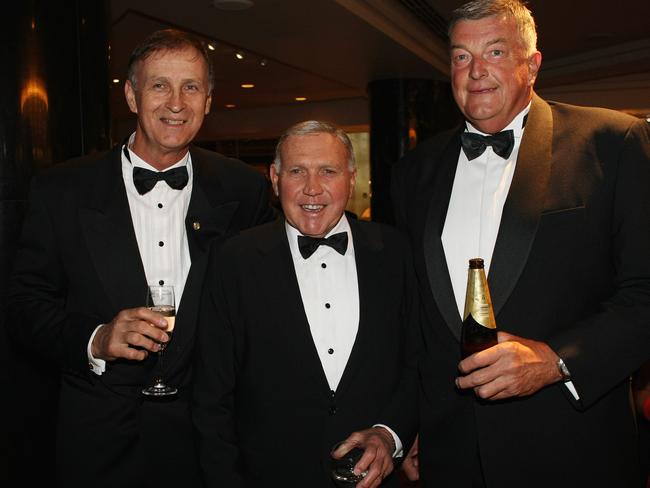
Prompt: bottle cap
<box><xmin>469</xmin><ymin>258</ymin><xmax>484</xmax><ymax>269</ymax></box>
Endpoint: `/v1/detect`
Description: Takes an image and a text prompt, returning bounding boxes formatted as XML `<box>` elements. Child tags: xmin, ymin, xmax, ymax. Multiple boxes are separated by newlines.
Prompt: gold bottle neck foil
<box><xmin>463</xmin><ymin>265</ymin><xmax>496</xmax><ymax>329</ymax></box>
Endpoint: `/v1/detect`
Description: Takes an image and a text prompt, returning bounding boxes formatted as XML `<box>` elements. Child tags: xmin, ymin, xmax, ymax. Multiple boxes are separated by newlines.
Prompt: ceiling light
<box><xmin>225</xmin><ymin>104</ymin><xmax>236</xmax><ymax>108</ymax></box>
<box><xmin>259</xmin><ymin>59</ymin><xmax>268</xmax><ymax>67</ymax></box>
<box><xmin>212</xmin><ymin>0</ymin><xmax>254</xmax><ymax>10</ymax></box>
<box><xmin>235</xmin><ymin>52</ymin><xmax>245</xmax><ymax>60</ymax></box>
<box><xmin>241</xmin><ymin>83</ymin><xmax>255</xmax><ymax>89</ymax></box>
<box><xmin>112</xmin><ymin>78</ymin><xmax>120</xmax><ymax>84</ymax></box>
<box><xmin>295</xmin><ymin>97</ymin><xmax>307</xmax><ymax>102</ymax></box>
<box><xmin>207</xmin><ymin>43</ymin><xmax>216</xmax><ymax>51</ymax></box>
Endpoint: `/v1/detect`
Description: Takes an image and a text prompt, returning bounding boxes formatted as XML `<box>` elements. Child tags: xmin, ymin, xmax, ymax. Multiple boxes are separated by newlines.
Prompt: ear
<box><xmin>204</xmin><ymin>92</ymin><xmax>212</xmax><ymax>115</ymax></box>
<box><xmin>269</xmin><ymin>164</ymin><xmax>280</xmax><ymax>197</ymax></box>
<box><xmin>348</xmin><ymin>169</ymin><xmax>357</xmax><ymax>200</ymax></box>
<box><xmin>124</xmin><ymin>80</ymin><xmax>138</xmax><ymax>114</ymax></box>
<box><xmin>527</xmin><ymin>51</ymin><xmax>542</xmax><ymax>86</ymax></box>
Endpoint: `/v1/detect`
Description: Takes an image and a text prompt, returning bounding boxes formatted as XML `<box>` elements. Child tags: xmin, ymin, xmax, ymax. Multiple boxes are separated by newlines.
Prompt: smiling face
<box><xmin>270</xmin><ymin>132</ymin><xmax>356</xmax><ymax>238</ymax></box>
<box><xmin>124</xmin><ymin>46</ymin><xmax>212</xmax><ymax>169</ymax></box>
<box><xmin>450</xmin><ymin>14</ymin><xmax>541</xmax><ymax>134</ymax></box>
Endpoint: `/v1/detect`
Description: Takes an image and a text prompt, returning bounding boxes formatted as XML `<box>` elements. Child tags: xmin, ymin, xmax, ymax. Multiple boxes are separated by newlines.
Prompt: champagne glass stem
<box><xmin>156</xmin><ymin>346</ymin><xmax>165</xmax><ymax>383</ymax></box>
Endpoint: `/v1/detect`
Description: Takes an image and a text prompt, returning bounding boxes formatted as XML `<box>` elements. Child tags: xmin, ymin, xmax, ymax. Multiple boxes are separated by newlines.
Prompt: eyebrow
<box><xmin>450</xmin><ymin>37</ymin><xmax>508</xmax><ymax>51</ymax></box>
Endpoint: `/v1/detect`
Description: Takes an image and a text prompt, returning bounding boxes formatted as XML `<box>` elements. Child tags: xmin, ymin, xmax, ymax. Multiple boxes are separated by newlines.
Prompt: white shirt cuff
<box><xmin>87</xmin><ymin>324</ymin><xmax>106</xmax><ymax>375</ymax></box>
<box><xmin>564</xmin><ymin>380</ymin><xmax>579</xmax><ymax>400</ymax></box>
<box><xmin>373</xmin><ymin>424</ymin><xmax>403</xmax><ymax>458</ymax></box>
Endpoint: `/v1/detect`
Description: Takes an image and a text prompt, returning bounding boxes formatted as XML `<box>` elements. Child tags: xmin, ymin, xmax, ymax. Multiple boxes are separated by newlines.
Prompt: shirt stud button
<box><xmin>192</xmin><ymin>221</ymin><xmax>201</xmax><ymax>231</ymax></box>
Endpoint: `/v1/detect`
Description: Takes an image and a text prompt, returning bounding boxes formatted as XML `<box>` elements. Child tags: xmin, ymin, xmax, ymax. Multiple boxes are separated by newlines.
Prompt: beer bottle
<box><xmin>461</xmin><ymin>258</ymin><xmax>497</xmax><ymax>358</ymax></box>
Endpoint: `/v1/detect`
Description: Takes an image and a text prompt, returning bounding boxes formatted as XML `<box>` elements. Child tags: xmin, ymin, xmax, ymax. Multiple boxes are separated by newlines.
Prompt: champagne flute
<box><xmin>142</xmin><ymin>285</ymin><xmax>177</xmax><ymax>397</ymax></box>
<box><xmin>330</xmin><ymin>442</ymin><xmax>368</xmax><ymax>486</ymax></box>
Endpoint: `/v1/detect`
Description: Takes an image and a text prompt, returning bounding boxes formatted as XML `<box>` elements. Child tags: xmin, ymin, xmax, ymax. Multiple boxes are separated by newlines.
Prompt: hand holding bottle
<box><xmin>456</xmin><ymin>331</ymin><xmax>564</xmax><ymax>400</ymax></box>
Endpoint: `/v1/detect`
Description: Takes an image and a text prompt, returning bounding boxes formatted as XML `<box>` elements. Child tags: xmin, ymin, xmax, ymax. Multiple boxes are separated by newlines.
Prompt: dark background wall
<box><xmin>1</xmin><ymin>1</ymin><xmax>110</xmax><ymax>483</ymax></box>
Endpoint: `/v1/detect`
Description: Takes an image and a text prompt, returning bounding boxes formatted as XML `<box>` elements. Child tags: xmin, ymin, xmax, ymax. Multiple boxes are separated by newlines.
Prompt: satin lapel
<box><xmin>168</xmin><ymin>150</ymin><xmax>240</xmax><ymax>368</ymax></box>
<box><xmin>259</xmin><ymin>220</ymin><xmax>331</xmax><ymax>399</ymax></box>
<box><xmin>488</xmin><ymin>94</ymin><xmax>554</xmax><ymax>316</ymax></box>
<box><xmin>335</xmin><ymin>220</ymin><xmax>383</xmax><ymax>398</ymax></box>
<box><xmin>423</xmin><ymin>129</ymin><xmax>465</xmax><ymax>341</ymax></box>
<box><xmin>79</xmin><ymin>147</ymin><xmax>148</xmax><ymax>314</ymax></box>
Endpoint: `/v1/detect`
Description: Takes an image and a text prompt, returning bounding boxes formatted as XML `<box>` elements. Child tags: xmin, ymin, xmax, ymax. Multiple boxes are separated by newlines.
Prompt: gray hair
<box><xmin>448</xmin><ymin>0</ymin><xmax>538</xmax><ymax>56</ymax></box>
<box><xmin>273</xmin><ymin>120</ymin><xmax>356</xmax><ymax>172</ymax></box>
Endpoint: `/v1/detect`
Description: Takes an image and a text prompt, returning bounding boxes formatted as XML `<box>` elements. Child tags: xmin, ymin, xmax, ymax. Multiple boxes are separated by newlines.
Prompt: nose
<box><xmin>303</xmin><ymin>173</ymin><xmax>323</xmax><ymax>196</ymax></box>
<box><xmin>167</xmin><ymin>88</ymin><xmax>185</xmax><ymax>113</ymax></box>
<box><xmin>469</xmin><ymin>57</ymin><xmax>488</xmax><ymax>80</ymax></box>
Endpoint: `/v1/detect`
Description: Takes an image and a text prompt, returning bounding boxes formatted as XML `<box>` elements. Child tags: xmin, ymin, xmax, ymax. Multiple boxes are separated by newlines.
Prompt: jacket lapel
<box><xmin>334</xmin><ymin>220</ymin><xmax>383</xmax><ymax>398</ymax></box>
<box><xmin>423</xmin><ymin>129</ymin><xmax>465</xmax><ymax>341</ymax></box>
<box><xmin>167</xmin><ymin>148</ymin><xmax>240</xmax><ymax>368</ymax></box>
<box><xmin>80</xmin><ymin>147</ymin><xmax>148</xmax><ymax>315</ymax></box>
<box><xmin>259</xmin><ymin>220</ymin><xmax>332</xmax><ymax>399</ymax></box>
<box><xmin>488</xmin><ymin>94</ymin><xmax>554</xmax><ymax>315</ymax></box>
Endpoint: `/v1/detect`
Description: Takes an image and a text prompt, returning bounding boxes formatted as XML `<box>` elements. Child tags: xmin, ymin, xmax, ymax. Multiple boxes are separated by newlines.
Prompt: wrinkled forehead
<box><xmin>281</xmin><ymin>133</ymin><xmax>348</xmax><ymax>164</ymax></box>
<box><xmin>139</xmin><ymin>46</ymin><xmax>206</xmax><ymax>68</ymax></box>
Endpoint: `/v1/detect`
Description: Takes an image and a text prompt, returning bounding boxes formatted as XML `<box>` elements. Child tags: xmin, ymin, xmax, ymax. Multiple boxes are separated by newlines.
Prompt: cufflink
<box><xmin>557</xmin><ymin>358</ymin><xmax>571</xmax><ymax>381</ymax></box>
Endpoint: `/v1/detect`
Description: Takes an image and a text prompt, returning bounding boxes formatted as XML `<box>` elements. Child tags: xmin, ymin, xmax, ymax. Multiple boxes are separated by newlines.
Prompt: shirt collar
<box><xmin>465</xmin><ymin>101</ymin><xmax>531</xmax><ymax>139</ymax></box>
<box><xmin>286</xmin><ymin>213</ymin><xmax>352</xmax><ymax>260</ymax></box>
<box><xmin>122</xmin><ymin>132</ymin><xmax>193</xmax><ymax>177</ymax></box>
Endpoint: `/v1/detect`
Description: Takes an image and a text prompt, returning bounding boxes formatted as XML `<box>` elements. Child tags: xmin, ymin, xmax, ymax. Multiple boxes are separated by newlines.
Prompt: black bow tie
<box><xmin>298</xmin><ymin>232</ymin><xmax>348</xmax><ymax>259</ymax></box>
<box><xmin>460</xmin><ymin>130</ymin><xmax>515</xmax><ymax>161</ymax></box>
<box><xmin>132</xmin><ymin>166</ymin><xmax>189</xmax><ymax>195</ymax></box>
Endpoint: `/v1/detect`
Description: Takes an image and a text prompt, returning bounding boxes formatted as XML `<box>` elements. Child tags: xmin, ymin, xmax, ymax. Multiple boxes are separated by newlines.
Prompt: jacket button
<box><xmin>328</xmin><ymin>406</ymin><xmax>337</xmax><ymax>416</ymax></box>
<box><xmin>192</xmin><ymin>221</ymin><xmax>201</xmax><ymax>231</ymax></box>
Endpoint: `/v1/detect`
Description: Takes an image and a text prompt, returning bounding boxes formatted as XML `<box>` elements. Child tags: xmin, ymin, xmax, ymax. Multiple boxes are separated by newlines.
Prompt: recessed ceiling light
<box><xmin>295</xmin><ymin>97</ymin><xmax>307</xmax><ymax>102</ymax></box>
<box><xmin>225</xmin><ymin>104</ymin><xmax>236</xmax><ymax>108</ymax></box>
<box><xmin>207</xmin><ymin>43</ymin><xmax>216</xmax><ymax>51</ymax></box>
<box><xmin>112</xmin><ymin>78</ymin><xmax>120</xmax><ymax>84</ymax></box>
<box><xmin>212</xmin><ymin>0</ymin><xmax>254</xmax><ymax>10</ymax></box>
<box><xmin>241</xmin><ymin>83</ymin><xmax>255</xmax><ymax>89</ymax></box>
<box><xmin>259</xmin><ymin>59</ymin><xmax>268</xmax><ymax>67</ymax></box>
<box><xmin>235</xmin><ymin>52</ymin><xmax>245</xmax><ymax>60</ymax></box>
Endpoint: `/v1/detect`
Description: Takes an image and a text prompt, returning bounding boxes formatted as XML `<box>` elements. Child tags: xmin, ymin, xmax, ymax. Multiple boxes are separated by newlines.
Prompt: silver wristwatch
<box><xmin>557</xmin><ymin>358</ymin><xmax>571</xmax><ymax>381</ymax></box>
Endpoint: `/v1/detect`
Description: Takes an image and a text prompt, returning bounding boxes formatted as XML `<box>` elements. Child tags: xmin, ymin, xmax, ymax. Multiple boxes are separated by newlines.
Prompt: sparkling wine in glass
<box><xmin>142</xmin><ymin>285</ymin><xmax>177</xmax><ymax>397</ymax></box>
<box><xmin>330</xmin><ymin>442</ymin><xmax>368</xmax><ymax>487</ymax></box>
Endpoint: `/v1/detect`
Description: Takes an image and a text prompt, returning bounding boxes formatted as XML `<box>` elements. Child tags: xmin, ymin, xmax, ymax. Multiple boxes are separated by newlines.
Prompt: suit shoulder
<box><xmin>30</xmin><ymin>150</ymin><xmax>115</xmax><ymax>194</ymax></box>
<box><xmin>217</xmin><ymin>220</ymin><xmax>279</xmax><ymax>258</ymax></box>
<box><xmin>393</xmin><ymin>126</ymin><xmax>459</xmax><ymax>182</ymax></box>
<box><xmin>353</xmin><ymin>220</ymin><xmax>410</xmax><ymax>251</ymax></box>
<box><xmin>399</xmin><ymin>126</ymin><xmax>458</xmax><ymax>165</ymax></box>
<box><xmin>548</xmin><ymin>101</ymin><xmax>642</xmax><ymax>134</ymax></box>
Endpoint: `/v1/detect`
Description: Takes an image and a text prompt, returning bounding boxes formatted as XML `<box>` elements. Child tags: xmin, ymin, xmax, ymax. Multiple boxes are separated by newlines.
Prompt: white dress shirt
<box><xmin>88</xmin><ymin>134</ymin><xmax>193</xmax><ymax>374</ymax></box>
<box><xmin>286</xmin><ymin>215</ymin><xmax>359</xmax><ymax>392</ymax></box>
<box><xmin>441</xmin><ymin>104</ymin><xmax>579</xmax><ymax>399</ymax></box>
<box><xmin>285</xmin><ymin>214</ymin><xmax>403</xmax><ymax>456</ymax></box>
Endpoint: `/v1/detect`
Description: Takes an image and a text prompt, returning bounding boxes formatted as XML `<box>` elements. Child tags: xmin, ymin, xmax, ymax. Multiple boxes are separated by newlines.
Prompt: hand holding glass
<box><xmin>330</xmin><ymin>441</ymin><xmax>368</xmax><ymax>486</ymax></box>
<box><xmin>142</xmin><ymin>285</ymin><xmax>177</xmax><ymax>397</ymax></box>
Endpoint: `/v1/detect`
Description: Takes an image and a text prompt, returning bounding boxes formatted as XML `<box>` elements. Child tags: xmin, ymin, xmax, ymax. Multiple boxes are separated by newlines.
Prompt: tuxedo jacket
<box><xmin>192</xmin><ymin>218</ymin><xmax>419</xmax><ymax>488</ymax></box>
<box><xmin>391</xmin><ymin>94</ymin><xmax>650</xmax><ymax>488</ymax></box>
<box><xmin>6</xmin><ymin>145</ymin><xmax>273</xmax><ymax>487</ymax></box>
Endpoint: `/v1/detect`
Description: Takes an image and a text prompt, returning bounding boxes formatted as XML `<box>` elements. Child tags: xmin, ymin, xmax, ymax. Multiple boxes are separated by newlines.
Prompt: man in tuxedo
<box><xmin>192</xmin><ymin>120</ymin><xmax>418</xmax><ymax>487</ymax></box>
<box><xmin>392</xmin><ymin>1</ymin><xmax>650</xmax><ymax>487</ymax></box>
<box><xmin>7</xmin><ymin>29</ymin><xmax>272</xmax><ymax>487</ymax></box>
